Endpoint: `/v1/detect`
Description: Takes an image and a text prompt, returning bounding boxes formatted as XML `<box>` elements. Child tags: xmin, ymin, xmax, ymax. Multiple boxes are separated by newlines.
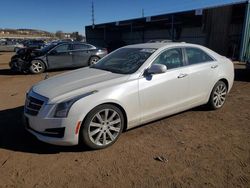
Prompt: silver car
<box><xmin>0</xmin><ymin>41</ymin><xmax>24</xmax><ymax>52</ymax></box>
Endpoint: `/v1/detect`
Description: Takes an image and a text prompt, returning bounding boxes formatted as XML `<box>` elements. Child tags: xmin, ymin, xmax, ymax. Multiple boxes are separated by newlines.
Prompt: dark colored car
<box><xmin>9</xmin><ymin>42</ymin><xmax>108</xmax><ymax>74</ymax></box>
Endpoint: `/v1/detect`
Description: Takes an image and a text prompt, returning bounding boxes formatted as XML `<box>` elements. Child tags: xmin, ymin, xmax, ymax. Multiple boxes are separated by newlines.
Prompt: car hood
<box><xmin>32</xmin><ymin>67</ymin><xmax>129</xmax><ymax>103</ymax></box>
<box><xmin>13</xmin><ymin>48</ymin><xmax>44</xmax><ymax>60</ymax></box>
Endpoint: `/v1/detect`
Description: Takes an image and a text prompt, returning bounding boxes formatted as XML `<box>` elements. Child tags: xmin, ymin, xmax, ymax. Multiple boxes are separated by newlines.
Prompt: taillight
<box><xmin>101</xmin><ymin>48</ymin><xmax>108</xmax><ymax>54</ymax></box>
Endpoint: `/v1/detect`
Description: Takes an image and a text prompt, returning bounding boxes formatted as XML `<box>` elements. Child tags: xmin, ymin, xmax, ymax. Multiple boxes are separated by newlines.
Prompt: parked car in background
<box><xmin>0</xmin><ymin>40</ymin><xmax>24</xmax><ymax>52</ymax></box>
<box><xmin>22</xmin><ymin>40</ymin><xmax>45</xmax><ymax>49</ymax></box>
<box><xmin>23</xmin><ymin>42</ymin><xmax>234</xmax><ymax>149</ymax></box>
<box><xmin>9</xmin><ymin>42</ymin><xmax>108</xmax><ymax>73</ymax></box>
<box><xmin>147</xmin><ymin>39</ymin><xmax>172</xmax><ymax>43</ymax></box>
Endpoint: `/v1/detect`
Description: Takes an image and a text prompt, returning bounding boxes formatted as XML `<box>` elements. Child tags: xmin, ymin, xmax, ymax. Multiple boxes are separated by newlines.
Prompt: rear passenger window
<box><xmin>186</xmin><ymin>48</ymin><xmax>214</xmax><ymax>65</ymax></box>
<box><xmin>73</xmin><ymin>44</ymin><xmax>87</xmax><ymax>50</ymax></box>
<box><xmin>73</xmin><ymin>44</ymin><xmax>94</xmax><ymax>50</ymax></box>
<box><xmin>153</xmin><ymin>48</ymin><xmax>184</xmax><ymax>70</ymax></box>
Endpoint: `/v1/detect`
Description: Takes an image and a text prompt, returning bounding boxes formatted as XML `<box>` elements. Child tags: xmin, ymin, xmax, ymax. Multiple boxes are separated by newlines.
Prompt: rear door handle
<box><xmin>69</xmin><ymin>52</ymin><xmax>72</xmax><ymax>55</ymax></box>
<box><xmin>177</xmin><ymin>73</ymin><xmax>188</xmax><ymax>79</ymax></box>
<box><xmin>211</xmin><ymin>65</ymin><xmax>218</xmax><ymax>69</ymax></box>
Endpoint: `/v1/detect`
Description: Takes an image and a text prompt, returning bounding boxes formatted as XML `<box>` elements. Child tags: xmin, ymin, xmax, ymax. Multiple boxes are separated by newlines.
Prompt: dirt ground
<box><xmin>0</xmin><ymin>52</ymin><xmax>249</xmax><ymax>188</ymax></box>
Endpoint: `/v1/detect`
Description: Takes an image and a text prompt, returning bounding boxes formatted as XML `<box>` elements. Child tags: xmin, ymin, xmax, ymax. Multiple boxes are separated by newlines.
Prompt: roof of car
<box><xmin>124</xmin><ymin>42</ymin><xmax>189</xmax><ymax>49</ymax></box>
<box><xmin>55</xmin><ymin>41</ymin><xmax>92</xmax><ymax>45</ymax></box>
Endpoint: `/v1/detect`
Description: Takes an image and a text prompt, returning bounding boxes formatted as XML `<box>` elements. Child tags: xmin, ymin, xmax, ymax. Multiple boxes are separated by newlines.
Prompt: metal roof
<box><xmin>86</xmin><ymin>0</ymin><xmax>248</xmax><ymax>28</ymax></box>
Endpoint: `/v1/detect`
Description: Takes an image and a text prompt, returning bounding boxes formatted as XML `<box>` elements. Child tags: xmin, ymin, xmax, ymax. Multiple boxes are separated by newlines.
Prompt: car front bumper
<box><xmin>23</xmin><ymin>113</ymin><xmax>81</xmax><ymax>146</ymax></box>
<box><xmin>9</xmin><ymin>59</ymin><xmax>29</xmax><ymax>72</ymax></box>
<box><xmin>23</xmin><ymin>90</ymin><xmax>83</xmax><ymax>146</ymax></box>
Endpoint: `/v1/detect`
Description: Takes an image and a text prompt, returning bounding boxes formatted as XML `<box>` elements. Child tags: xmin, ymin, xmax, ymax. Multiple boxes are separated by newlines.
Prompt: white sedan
<box><xmin>23</xmin><ymin>42</ymin><xmax>234</xmax><ymax>149</ymax></box>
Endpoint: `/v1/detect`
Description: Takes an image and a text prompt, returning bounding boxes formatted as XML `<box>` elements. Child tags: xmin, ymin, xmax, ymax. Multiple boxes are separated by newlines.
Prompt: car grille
<box><xmin>25</xmin><ymin>95</ymin><xmax>44</xmax><ymax>116</ymax></box>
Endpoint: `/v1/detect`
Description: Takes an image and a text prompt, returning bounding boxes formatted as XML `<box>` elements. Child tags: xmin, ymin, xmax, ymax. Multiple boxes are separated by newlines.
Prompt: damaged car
<box><xmin>9</xmin><ymin>42</ymin><xmax>108</xmax><ymax>74</ymax></box>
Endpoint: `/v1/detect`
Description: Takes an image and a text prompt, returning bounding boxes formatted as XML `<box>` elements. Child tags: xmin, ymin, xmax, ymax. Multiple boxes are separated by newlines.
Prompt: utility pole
<box><xmin>142</xmin><ymin>8</ymin><xmax>144</xmax><ymax>18</ymax></box>
<box><xmin>92</xmin><ymin>1</ymin><xmax>95</xmax><ymax>29</ymax></box>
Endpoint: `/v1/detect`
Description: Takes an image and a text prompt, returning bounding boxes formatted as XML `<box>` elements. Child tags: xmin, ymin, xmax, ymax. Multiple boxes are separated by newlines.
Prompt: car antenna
<box><xmin>44</xmin><ymin>72</ymin><xmax>49</xmax><ymax>80</ymax></box>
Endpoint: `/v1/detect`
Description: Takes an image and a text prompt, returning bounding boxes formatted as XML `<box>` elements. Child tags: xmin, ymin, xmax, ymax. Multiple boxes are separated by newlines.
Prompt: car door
<box><xmin>184</xmin><ymin>47</ymin><xmax>219</xmax><ymax>104</ymax></box>
<box><xmin>138</xmin><ymin>48</ymin><xmax>190</xmax><ymax>123</ymax></box>
<box><xmin>47</xmin><ymin>44</ymin><xmax>73</xmax><ymax>69</ymax></box>
<box><xmin>72</xmin><ymin>44</ymin><xmax>93</xmax><ymax>67</ymax></box>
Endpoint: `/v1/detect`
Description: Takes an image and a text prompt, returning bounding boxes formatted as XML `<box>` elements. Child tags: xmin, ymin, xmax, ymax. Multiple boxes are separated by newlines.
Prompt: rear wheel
<box><xmin>29</xmin><ymin>60</ymin><xmax>45</xmax><ymax>74</ymax></box>
<box><xmin>81</xmin><ymin>104</ymin><xmax>124</xmax><ymax>149</ymax></box>
<box><xmin>208</xmin><ymin>81</ymin><xmax>227</xmax><ymax>110</ymax></box>
<box><xmin>89</xmin><ymin>56</ymin><xmax>100</xmax><ymax>66</ymax></box>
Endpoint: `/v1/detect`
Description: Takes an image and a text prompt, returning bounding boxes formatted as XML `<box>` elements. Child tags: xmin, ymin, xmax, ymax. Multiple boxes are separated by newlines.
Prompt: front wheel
<box><xmin>207</xmin><ymin>81</ymin><xmax>228</xmax><ymax>110</ymax></box>
<box><xmin>80</xmin><ymin>104</ymin><xmax>124</xmax><ymax>149</ymax></box>
<box><xmin>29</xmin><ymin>60</ymin><xmax>45</xmax><ymax>74</ymax></box>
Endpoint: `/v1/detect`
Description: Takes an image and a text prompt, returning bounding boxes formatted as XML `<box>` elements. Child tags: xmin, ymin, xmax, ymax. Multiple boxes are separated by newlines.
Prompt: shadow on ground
<box><xmin>0</xmin><ymin>68</ymin><xmax>74</xmax><ymax>76</ymax></box>
<box><xmin>0</xmin><ymin>69</ymin><xmax>24</xmax><ymax>76</ymax></box>
<box><xmin>0</xmin><ymin>106</ymin><xmax>89</xmax><ymax>154</ymax></box>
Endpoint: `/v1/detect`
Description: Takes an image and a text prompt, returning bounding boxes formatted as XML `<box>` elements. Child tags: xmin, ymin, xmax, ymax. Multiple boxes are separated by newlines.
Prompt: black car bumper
<box><xmin>9</xmin><ymin>59</ymin><xmax>30</xmax><ymax>72</ymax></box>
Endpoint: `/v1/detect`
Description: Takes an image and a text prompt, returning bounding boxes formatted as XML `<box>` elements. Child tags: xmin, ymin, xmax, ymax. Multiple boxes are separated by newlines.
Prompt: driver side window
<box><xmin>54</xmin><ymin>44</ymin><xmax>70</xmax><ymax>53</ymax></box>
<box><xmin>153</xmin><ymin>48</ymin><xmax>184</xmax><ymax>70</ymax></box>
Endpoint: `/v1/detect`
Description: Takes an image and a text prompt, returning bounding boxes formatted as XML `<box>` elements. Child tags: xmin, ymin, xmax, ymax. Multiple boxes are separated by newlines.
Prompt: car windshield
<box><xmin>91</xmin><ymin>48</ymin><xmax>156</xmax><ymax>74</ymax></box>
<box><xmin>40</xmin><ymin>44</ymin><xmax>57</xmax><ymax>53</ymax></box>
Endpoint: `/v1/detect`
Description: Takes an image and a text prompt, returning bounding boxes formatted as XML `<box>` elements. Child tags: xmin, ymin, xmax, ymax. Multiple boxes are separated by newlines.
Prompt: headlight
<box><xmin>54</xmin><ymin>91</ymin><xmax>97</xmax><ymax>118</ymax></box>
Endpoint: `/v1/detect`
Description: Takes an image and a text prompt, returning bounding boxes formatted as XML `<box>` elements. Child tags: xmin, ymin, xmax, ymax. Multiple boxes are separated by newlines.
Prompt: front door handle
<box><xmin>211</xmin><ymin>65</ymin><xmax>218</xmax><ymax>69</ymax></box>
<box><xmin>177</xmin><ymin>73</ymin><xmax>188</xmax><ymax>79</ymax></box>
<box><xmin>69</xmin><ymin>52</ymin><xmax>72</xmax><ymax>55</ymax></box>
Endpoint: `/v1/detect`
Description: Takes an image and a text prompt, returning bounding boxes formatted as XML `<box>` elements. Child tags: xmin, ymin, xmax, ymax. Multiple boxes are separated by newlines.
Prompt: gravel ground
<box><xmin>0</xmin><ymin>52</ymin><xmax>249</xmax><ymax>188</ymax></box>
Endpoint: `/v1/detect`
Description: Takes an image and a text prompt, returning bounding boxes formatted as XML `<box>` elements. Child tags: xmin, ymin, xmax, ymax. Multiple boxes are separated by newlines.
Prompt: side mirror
<box><xmin>146</xmin><ymin>64</ymin><xmax>167</xmax><ymax>75</ymax></box>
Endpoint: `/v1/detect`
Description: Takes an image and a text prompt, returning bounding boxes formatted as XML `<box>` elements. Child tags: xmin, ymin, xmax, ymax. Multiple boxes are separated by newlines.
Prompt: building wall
<box><xmin>240</xmin><ymin>1</ymin><xmax>250</xmax><ymax>62</ymax></box>
<box><xmin>86</xmin><ymin>3</ymin><xmax>246</xmax><ymax>59</ymax></box>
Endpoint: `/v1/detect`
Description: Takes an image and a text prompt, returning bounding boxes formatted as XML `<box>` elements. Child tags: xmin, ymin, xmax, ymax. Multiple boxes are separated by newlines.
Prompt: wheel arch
<box><xmin>206</xmin><ymin>77</ymin><xmax>230</xmax><ymax>103</ymax></box>
<box><xmin>218</xmin><ymin>78</ymin><xmax>229</xmax><ymax>90</ymax></box>
<box><xmin>80</xmin><ymin>102</ymin><xmax>128</xmax><ymax>132</ymax></box>
<box><xmin>78</xmin><ymin>102</ymin><xmax>128</xmax><ymax>145</ymax></box>
<box><xmin>31</xmin><ymin>58</ymin><xmax>48</xmax><ymax>70</ymax></box>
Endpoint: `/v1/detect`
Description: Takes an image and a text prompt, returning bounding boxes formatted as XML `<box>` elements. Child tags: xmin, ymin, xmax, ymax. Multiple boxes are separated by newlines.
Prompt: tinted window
<box><xmin>91</xmin><ymin>48</ymin><xmax>156</xmax><ymax>74</ymax></box>
<box><xmin>73</xmin><ymin>44</ymin><xmax>93</xmax><ymax>50</ymax></box>
<box><xmin>41</xmin><ymin>44</ymin><xmax>57</xmax><ymax>53</ymax></box>
<box><xmin>186</xmin><ymin>48</ymin><xmax>214</xmax><ymax>65</ymax></box>
<box><xmin>54</xmin><ymin>44</ymin><xmax>70</xmax><ymax>53</ymax></box>
<box><xmin>153</xmin><ymin>48</ymin><xmax>184</xmax><ymax>69</ymax></box>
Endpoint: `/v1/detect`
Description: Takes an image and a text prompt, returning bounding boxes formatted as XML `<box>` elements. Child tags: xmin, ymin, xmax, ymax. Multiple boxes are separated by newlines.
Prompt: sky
<box><xmin>0</xmin><ymin>0</ymin><xmax>246</xmax><ymax>35</ymax></box>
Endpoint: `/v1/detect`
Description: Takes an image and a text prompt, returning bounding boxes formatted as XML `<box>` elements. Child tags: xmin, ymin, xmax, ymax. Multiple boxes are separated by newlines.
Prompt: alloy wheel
<box><xmin>88</xmin><ymin>108</ymin><xmax>122</xmax><ymax>146</ymax></box>
<box><xmin>31</xmin><ymin>60</ymin><xmax>43</xmax><ymax>73</ymax></box>
<box><xmin>90</xmin><ymin>57</ymin><xmax>99</xmax><ymax>65</ymax></box>
<box><xmin>212</xmin><ymin>83</ymin><xmax>227</xmax><ymax>108</ymax></box>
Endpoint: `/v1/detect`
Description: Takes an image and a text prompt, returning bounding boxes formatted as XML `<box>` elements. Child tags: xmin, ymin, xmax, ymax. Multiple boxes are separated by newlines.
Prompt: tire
<box><xmin>29</xmin><ymin>60</ymin><xmax>45</xmax><ymax>74</ymax></box>
<box><xmin>80</xmin><ymin>104</ymin><xmax>124</xmax><ymax>149</ymax></box>
<box><xmin>207</xmin><ymin>81</ymin><xmax>227</xmax><ymax>110</ymax></box>
<box><xmin>89</xmin><ymin>56</ymin><xmax>100</xmax><ymax>66</ymax></box>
